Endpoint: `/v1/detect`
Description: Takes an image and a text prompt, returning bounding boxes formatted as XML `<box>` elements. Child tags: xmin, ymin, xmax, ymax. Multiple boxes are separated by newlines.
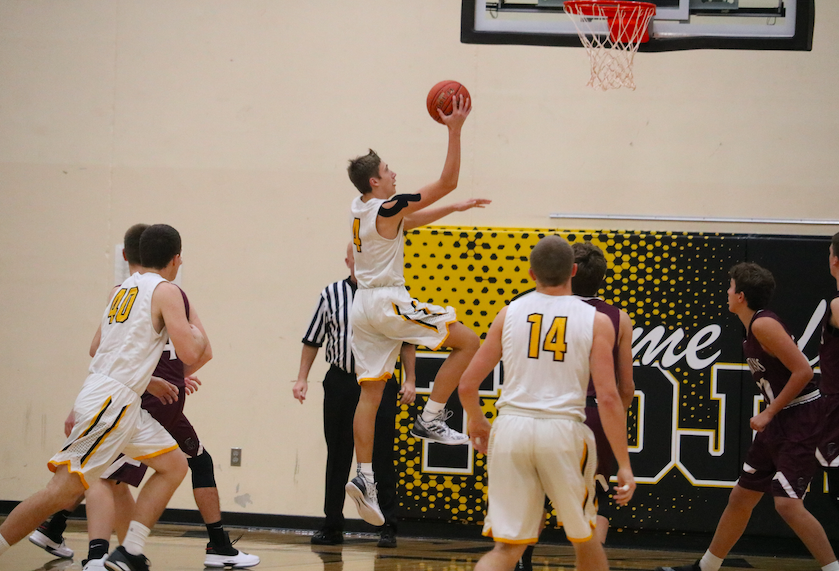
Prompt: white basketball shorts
<box><xmin>352</xmin><ymin>286</ymin><xmax>457</xmax><ymax>382</ymax></box>
<box><xmin>48</xmin><ymin>374</ymin><xmax>178</xmax><ymax>488</ymax></box>
<box><xmin>482</xmin><ymin>414</ymin><xmax>598</xmax><ymax>544</ymax></box>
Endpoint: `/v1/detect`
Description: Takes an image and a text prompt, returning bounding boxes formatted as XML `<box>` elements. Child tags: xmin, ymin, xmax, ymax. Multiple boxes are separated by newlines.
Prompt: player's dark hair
<box><xmin>832</xmin><ymin>231</ymin><xmax>839</xmax><ymax>257</ymax></box>
<box><xmin>347</xmin><ymin>149</ymin><xmax>381</xmax><ymax>194</ymax></box>
<box><xmin>530</xmin><ymin>235</ymin><xmax>574</xmax><ymax>287</ymax></box>
<box><xmin>139</xmin><ymin>224</ymin><xmax>182</xmax><ymax>270</ymax></box>
<box><xmin>571</xmin><ymin>242</ymin><xmax>607</xmax><ymax>296</ymax></box>
<box><xmin>123</xmin><ymin>223</ymin><xmax>149</xmax><ymax>266</ymax></box>
<box><xmin>729</xmin><ymin>262</ymin><xmax>775</xmax><ymax>311</ymax></box>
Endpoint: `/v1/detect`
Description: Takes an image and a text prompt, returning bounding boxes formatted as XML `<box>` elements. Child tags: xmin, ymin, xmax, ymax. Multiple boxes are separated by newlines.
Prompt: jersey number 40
<box><xmin>108</xmin><ymin>287</ymin><xmax>139</xmax><ymax>325</ymax></box>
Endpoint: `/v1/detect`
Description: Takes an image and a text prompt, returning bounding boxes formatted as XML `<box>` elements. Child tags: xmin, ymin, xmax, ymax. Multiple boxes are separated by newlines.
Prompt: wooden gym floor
<box><xmin>0</xmin><ymin>519</ymin><xmax>822</xmax><ymax>571</ymax></box>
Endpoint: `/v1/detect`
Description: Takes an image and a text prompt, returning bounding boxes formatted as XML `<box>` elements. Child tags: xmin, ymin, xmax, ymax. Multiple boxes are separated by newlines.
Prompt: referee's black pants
<box><xmin>322</xmin><ymin>365</ymin><xmax>399</xmax><ymax>532</ymax></box>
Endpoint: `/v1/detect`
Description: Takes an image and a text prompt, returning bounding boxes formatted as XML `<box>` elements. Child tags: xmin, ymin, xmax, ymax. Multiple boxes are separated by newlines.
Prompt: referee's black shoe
<box><xmin>311</xmin><ymin>529</ymin><xmax>343</xmax><ymax>545</ymax></box>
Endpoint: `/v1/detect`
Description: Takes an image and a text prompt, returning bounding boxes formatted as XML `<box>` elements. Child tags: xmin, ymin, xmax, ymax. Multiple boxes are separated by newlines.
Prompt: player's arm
<box><xmin>591</xmin><ymin>312</ymin><xmax>635</xmax><ymax>505</ymax></box>
<box><xmin>616</xmin><ymin>310</ymin><xmax>635</xmax><ymax>411</ymax></box>
<box><xmin>750</xmin><ymin>316</ymin><xmax>814</xmax><ymax>431</ymax></box>
<box><xmin>153</xmin><ymin>282</ymin><xmax>207</xmax><ymax>366</ymax></box>
<box><xmin>293</xmin><ymin>344</ymin><xmax>320</xmax><ymax>404</ymax></box>
<box><xmin>459</xmin><ymin>306</ymin><xmax>506</xmax><ymax>454</ymax></box>
<box><xmin>89</xmin><ymin>285</ymin><xmax>121</xmax><ymax>356</ymax></box>
<box><xmin>831</xmin><ymin>297</ymin><xmax>839</xmax><ymax>329</ymax></box>
<box><xmin>183</xmin><ymin>304</ymin><xmax>212</xmax><ymax>376</ymax></box>
<box><xmin>376</xmin><ymin>96</ymin><xmax>471</xmax><ymax>236</ymax></box>
<box><xmin>403</xmin><ymin>198</ymin><xmax>491</xmax><ymax>230</ymax></box>
<box><xmin>399</xmin><ymin>343</ymin><xmax>417</xmax><ymax>405</ymax></box>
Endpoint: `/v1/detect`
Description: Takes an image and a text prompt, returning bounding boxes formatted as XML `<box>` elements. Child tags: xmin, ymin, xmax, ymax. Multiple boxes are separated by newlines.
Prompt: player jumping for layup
<box><xmin>345</xmin><ymin>94</ymin><xmax>489</xmax><ymax>525</ymax></box>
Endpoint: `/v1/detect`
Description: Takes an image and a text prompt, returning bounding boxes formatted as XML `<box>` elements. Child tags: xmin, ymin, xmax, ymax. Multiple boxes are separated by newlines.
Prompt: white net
<box><xmin>564</xmin><ymin>1</ymin><xmax>656</xmax><ymax>91</ymax></box>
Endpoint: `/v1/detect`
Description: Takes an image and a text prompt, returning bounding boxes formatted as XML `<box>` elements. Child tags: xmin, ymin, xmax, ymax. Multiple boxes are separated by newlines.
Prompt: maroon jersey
<box><xmin>579</xmin><ymin>296</ymin><xmax>620</xmax><ymax>398</ymax></box>
<box><xmin>819</xmin><ymin>293</ymin><xmax>839</xmax><ymax>395</ymax></box>
<box><xmin>744</xmin><ymin>310</ymin><xmax>818</xmax><ymax>405</ymax></box>
<box><xmin>150</xmin><ymin>286</ymin><xmax>190</xmax><ymax>388</ymax></box>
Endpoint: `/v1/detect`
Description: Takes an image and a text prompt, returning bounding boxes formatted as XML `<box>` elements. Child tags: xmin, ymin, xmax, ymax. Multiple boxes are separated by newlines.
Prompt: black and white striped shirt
<box><xmin>302</xmin><ymin>277</ymin><xmax>356</xmax><ymax>374</ymax></box>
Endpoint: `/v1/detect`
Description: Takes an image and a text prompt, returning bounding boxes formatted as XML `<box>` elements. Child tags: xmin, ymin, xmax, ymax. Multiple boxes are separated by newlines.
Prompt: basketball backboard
<box><xmin>461</xmin><ymin>0</ymin><xmax>814</xmax><ymax>52</ymax></box>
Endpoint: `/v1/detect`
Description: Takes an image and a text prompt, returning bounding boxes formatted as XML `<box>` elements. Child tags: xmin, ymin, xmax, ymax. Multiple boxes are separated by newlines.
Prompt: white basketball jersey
<box><xmin>350</xmin><ymin>195</ymin><xmax>405</xmax><ymax>289</ymax></box>
<box><xmin>88</xmin><ymin>271</ymin><xmax>169</xmax><ymax>395</ymax></box>
<box><xmin>497</xmin><ymin>292</ymin><xmax>596</xmax><ymax>420</ymax></box>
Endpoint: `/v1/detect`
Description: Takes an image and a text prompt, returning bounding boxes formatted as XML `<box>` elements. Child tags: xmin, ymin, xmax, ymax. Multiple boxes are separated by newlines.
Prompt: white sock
<box><xmin>421</xmin><ymin>399</ymin><xmax>446</xmax><ymax>422</ymax></box>
<box><xmin>0</xmin><ymin>532</ymin><xmax>10</xmax><ymax>556</ymax></box>
<box><xmin>122</xmin><ymin>521</ymin><xmax>150</xmax><ymax>556</ymax></box>
<box><xmin>698</xmin><ymin>551</ymin><xmax>724</xmax><ymax>571</ymax></box>
<box><xmin>359</xmin><ymin>463</ymin><xmax>374</xmax><ymax>483</ymax></box>
<box><xmin>822</xmin><ymin>562</ymin><xmax>839</xmax><ymax>571</ymax></box>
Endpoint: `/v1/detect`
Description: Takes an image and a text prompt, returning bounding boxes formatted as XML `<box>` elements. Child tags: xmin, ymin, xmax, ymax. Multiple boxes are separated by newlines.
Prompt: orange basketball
<box><xmin>426</xmin><ymin>80</ymin><xmax>471</xmax><ymax>124</ymax></box>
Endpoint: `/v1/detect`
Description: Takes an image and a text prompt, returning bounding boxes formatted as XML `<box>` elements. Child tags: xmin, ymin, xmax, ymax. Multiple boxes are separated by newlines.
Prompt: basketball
<box><xmin>426</xmin><ymin>80</ymin><xmax>470</xmax><ymax>124</ymax></box>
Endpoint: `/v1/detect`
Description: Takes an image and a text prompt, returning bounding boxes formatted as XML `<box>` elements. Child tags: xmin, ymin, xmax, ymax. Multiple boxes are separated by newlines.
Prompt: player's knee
<box><xmin>454</xmin><ymin>325</ymin><xmax>480</xmax><ymax>354</ymax></box>
<box><xmin>188</xmin><ymin>450</ymin><xmax>217</xmax><ymax>489</ymax></box>
<box><xmin>773</xmin><ymin>496</ymin><xmax>804</xmax><ymax>521</ymax></box>
<box><xmin>164</xmin><ymin>449</ymin><xmax>189</xmax><ymax>481</ymax></box>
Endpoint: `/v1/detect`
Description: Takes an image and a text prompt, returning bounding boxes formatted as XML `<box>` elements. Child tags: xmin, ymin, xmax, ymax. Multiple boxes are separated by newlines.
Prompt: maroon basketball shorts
<box><xmin>816</xmin><ymin>393</ymin><xmax>839</xmax><ymax>468</ymax></box>
<box><xmin>738</xmin><ymin>399</ymin><xmax>820</xmax><ymax>499</ymax></box>
<box><xmin>105</xmin><ymin>385</ymin><xmax>202</xmax><ymax>486</ymax></box>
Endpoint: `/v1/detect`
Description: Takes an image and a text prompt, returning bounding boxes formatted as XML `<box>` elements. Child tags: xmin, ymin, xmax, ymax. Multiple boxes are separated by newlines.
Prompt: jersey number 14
<box><xmin>527</xmin><ymin>313</ymin><xmax>568</xmax><ymax>361</ymax></box>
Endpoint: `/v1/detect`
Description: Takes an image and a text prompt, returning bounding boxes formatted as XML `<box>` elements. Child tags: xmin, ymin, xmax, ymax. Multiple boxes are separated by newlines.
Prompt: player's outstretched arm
<box><xmin>616</xmin><ymin>310</ymin><xmax>635</xmax><ymax>411</ymax></box>
<box><xmin>379</xmin><ymin>95</ymin><xmax>471</xmax><ymax>234</ymax></box>
<box><xmin>591</xmin><ymin>312</ymin><xmax>635</xmax><ymax>505</ymax></box>
<box><xmin>459</xmin><ymin>306</ymin><xmax>506</xmax><ymax>454</ymax></box>
<box><xmin>749</xmin><ymin>316</ymin><xmax>814</xmax><ymax>432</ymax></box>
<box><xmin>184</xmin><ymin>304</ymin><xmax>212</xmax><ymax>376</ymax></box>
<box><xmin>403</xmin><ymin>198</ymin><xmax>491</xmax><ymax>230</ymax></box>
<box><xmin>154</xmin><ymin>282</ymin><xmax>207</xmax><ymax>366</ymax></box>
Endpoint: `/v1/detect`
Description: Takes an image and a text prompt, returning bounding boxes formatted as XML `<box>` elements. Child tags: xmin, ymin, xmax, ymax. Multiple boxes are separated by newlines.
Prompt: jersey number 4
<box><xmin>108</xmin><ymin>287</ymin><xmax>139</xmax><ymax>324</ymax></box>
<box><xmin>352</xmin><ymin>218</ymin><xmax>362</xmax><ymax>252</ymax></box>
<box><xmin>527</xmin><ymin>313</ymin><xmax>568</xmax><ymax>361</ymax></box>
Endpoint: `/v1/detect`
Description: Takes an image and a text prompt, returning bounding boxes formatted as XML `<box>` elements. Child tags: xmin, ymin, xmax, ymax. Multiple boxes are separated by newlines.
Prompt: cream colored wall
<box><xmin>1</xmin><ymin>0</ymin><xmax>837</xmax><ymax>520</ymax></box>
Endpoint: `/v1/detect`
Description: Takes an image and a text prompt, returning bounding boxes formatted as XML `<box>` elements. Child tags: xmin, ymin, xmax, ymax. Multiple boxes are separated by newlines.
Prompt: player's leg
<box><xmin>571</xmin><ymin>537</ymin><xmax>609</xmax><ymax>571</ymax></box>
<box><xmin>128</xmin><ymin>447</ymin><xmax>187</xmax><ymax>530</ymax></box>
<box><xmin>479</xmin><ymin>416</ymin><xmax>542</xmax><ymax>571</ymax></box>
<box><xmin>112</xmin><ymin>482</ymin><xmax>135</xmax><ymax>544</ymax></box>
<box><xmin>412</xmin><ymin>322</ymin><xmax>479</xmax><ymax>444</ymax></box>
<box><xmin>774</xmin><ymin>497</ymin><xmax>837</xmax><ymax>566</ymax></box>
<box><xmin>475</xmin><ymin>542</ymin><xmax>529</xmax><ymax>571</ymax></box>
<box><xmin>346</xmin><ymin>379</ymin><xmax>386</xmax><ymax>526</ymax></box>
<box><xmin>373</xmin><ymin>377</ymin><xmax>400</xmax><ymax>547</ymax></box>
<box><xmin>655</xmin><ymin>484</ymin><xmax>762</xmax><ymax>571</ymax></box>
<box><xmin>158</xmin><ymin>404</ymin><xmax>259</xmax><ymax>569</ymax></box>
<box><xmin>0</xmin><ymin>468</ymin><xmax>85</xmax><ymax>554</ymax></box>
<box><xmin>27</xmin><ymin>497</ymin><xmax>81</xmax><ymax>559</ymax></box>
<box><xmin>81</xmin><ymin>479</ymin><xmax>131</xmax><ymax>570</ymax></box>
<box><xmin>102</xmin><ymin>406</ymin><xmax>185</xmax><ymax>571</ymax></box>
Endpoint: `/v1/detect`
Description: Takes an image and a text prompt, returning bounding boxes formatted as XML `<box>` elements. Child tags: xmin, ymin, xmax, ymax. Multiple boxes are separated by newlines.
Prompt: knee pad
<box><xmin>188</xmin><ymin>450</ymin><xmax>217</xmax><ymax>489</ymax></box>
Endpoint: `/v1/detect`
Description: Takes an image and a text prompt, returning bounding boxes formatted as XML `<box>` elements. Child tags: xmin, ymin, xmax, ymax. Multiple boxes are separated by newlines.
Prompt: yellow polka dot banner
<box><xmin>394</xmin><ymin>226</ymin><xmax>834</xmax><ymax>538</ymax></box>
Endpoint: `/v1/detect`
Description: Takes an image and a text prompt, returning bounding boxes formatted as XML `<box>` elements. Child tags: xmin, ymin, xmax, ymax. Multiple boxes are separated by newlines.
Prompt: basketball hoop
<box><xmin>563</xmin><ymin>1</ymin><xmax>656</xmax><ymax>91</ymax></box>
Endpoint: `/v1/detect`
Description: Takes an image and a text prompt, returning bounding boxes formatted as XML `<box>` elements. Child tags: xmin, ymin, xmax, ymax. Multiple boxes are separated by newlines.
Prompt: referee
<box><xmin>293</xmin><ymin>243</ymin><xmax>415</xmax><ymax>548</ymax></box>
